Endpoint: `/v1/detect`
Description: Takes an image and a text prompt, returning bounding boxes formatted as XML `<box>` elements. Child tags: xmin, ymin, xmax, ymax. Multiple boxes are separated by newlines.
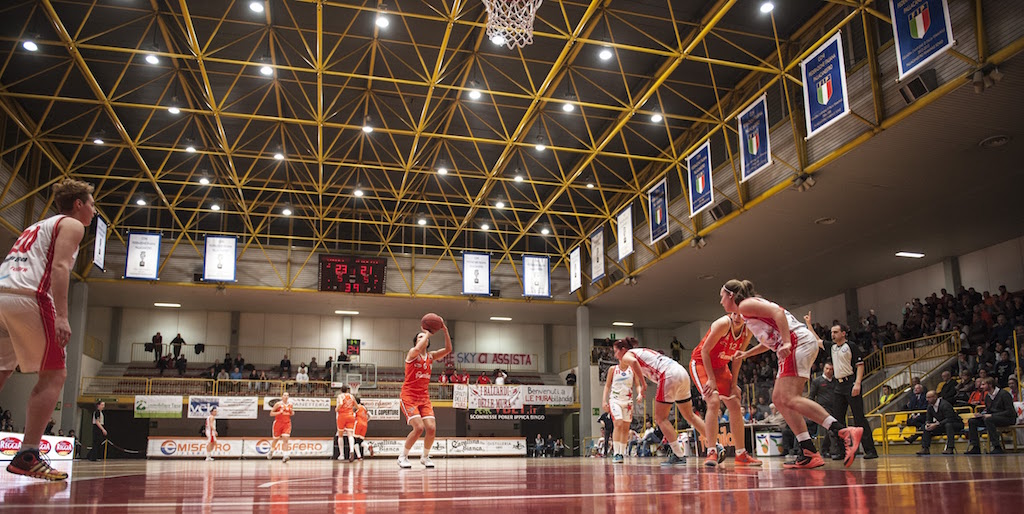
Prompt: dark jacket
<box><xmin>982</xmin><ymin>389</ymin><xmax>1016</xmax><ymax>421</ymax></box>
<box><xmin>926</xmin><ymin>398</ymin><xmax>962</xmax><ymax>428</ymax></box>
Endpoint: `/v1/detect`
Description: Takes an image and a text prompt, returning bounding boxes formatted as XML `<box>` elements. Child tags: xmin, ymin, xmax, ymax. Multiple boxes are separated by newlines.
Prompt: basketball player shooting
<box><xmin>397</xmin><ymin>313</ymin><xmax>452</xmax><ymax>469</ymax></box>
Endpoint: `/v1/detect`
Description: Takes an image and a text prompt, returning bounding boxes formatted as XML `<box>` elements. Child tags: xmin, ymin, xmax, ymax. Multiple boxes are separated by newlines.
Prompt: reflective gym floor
<box><xmin>2</xmin><ymin>455</ymin><xmax>1023</xmax><ymax>512</ymax></box>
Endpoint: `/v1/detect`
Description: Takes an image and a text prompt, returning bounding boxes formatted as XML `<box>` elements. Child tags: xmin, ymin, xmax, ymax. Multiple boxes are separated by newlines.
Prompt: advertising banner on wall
<box><xmin>524</xmin><ymin>385</ymin><xmax>575</xmax><ymax>405</ymax></box>
<box><xmin>452</xmin><ymin>384</ymin><xmax>468</xmax><ymax>410</ymax></box>
<box><xmin>889</xmin><ymin>0</ymin><xmax>954</xmax><ymax>79</ymax></box>
<box><xmin>468</xmin><ymin>406</ymin><xmax>546</xmax><ymax>421</ymax></box>
<box><xmin>242</xmin><ymin>438</ymin><xmax>333</xmax><ymax>458</ymax></box>
<box><xmin>134</xmin><ymin>395</ymin><xmax>183</xmax><ymax>418</ymax></box>
<box><xmin>0</xmin><ymin>432</ymin><xmax>75</xmax><ymax>461</ymax></box>
<box><xmin>187</xmin><ymin>396</ymin><xmax>258</xmax><ymax>419</ymax></box>
<box><xmin>147</xmin><ymin>437</ymin><xmax>244</xmax><ymax>458</ymax></box>
<box><xmin>468</xmin><ymin>385</ymin><xmax>524</xmax><ymax>409</ymax></box>
<box><xmin>261</xmin><ymin>397</ymin><xmax>331</xmax><ymax>412</ymax></box>
<box><xmin>801</xmin><ymin>32</ymin><xmax>851</xmax><ymax>138</ymax></box>
<box><xmin>360</xmin><ymin>399</ymin><xmax>402</xmax><ymax>420</ymax></box>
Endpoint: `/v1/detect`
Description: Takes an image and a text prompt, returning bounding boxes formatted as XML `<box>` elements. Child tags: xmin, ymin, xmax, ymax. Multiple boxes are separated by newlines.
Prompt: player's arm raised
<box><xmin>429</xmin><ymin>318</ymin><xmax>453</xmax><ymax>360</ymax></box>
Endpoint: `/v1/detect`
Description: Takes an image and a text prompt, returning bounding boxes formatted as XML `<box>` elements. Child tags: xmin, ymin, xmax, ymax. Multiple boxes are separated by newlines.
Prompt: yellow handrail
<box><xmin>864</xmin><ymin>333</ymin><xmax>959</xmax><ymax>414</ymax></box>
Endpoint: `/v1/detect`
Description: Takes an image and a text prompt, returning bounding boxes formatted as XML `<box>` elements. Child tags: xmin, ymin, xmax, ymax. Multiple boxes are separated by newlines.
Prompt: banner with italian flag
<box><xmin>685</xmin><ymin>140</ymin><xmax>713</xmax><ymax>218</ymax></box>
<box><xmin>889</xmin><ymin>0</ymin><xmax>954</xmax><ymax>79</ymax></box>
<box><xmin>800</xmin><ymin>31</ymin><xmax>850</xmax><ymax>139</ymax></box>
<box><xmin>647</xmin><ymin>178</ymin><xmax>669</xmax><ymax>244</ymax></box>
<box><xmin>737</xmin><ymin>94</ymin><xmax>771</xmax><ymax>182</ymax></box>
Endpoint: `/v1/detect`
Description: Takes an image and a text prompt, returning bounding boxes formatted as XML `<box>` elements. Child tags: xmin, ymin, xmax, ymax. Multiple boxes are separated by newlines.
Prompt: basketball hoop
<box><xmin>481</xmin><ymin>0</ymin><xmax>544</xmax><ymax>49</ymax></box>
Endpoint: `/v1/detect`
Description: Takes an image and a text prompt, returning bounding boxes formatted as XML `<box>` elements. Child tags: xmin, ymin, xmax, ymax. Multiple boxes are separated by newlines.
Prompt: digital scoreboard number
<box><xmin>318</xmin><ymin>255</ymin><xmax>387</xmax><ymax>294</ymax></box>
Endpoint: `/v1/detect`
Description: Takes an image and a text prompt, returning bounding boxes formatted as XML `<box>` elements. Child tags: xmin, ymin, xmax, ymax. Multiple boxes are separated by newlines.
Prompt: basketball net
<box><xmin>481</xmin><ymin>0</ymin><xmax>544</xmax><ymax>49</ymax></box>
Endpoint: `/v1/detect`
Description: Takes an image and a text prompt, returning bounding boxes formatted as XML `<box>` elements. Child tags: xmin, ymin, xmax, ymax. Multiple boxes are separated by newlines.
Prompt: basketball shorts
<box><xmin>400</xmin><ymin>396</ymin><xmax>434</xmax><ymax>423</ymax></box>
<box><xmin>609</xmin><ymin>400</ymin><xmax>632</xmax><ymax>423</ymax></box>
<box><xmin>777</xmin><ymin>339</ymin><xmax>819</xmax><ymax>380</ymax></box>
<box><xmin>689</xmin><ymin>360</ymin><xmax>734</xmax><ymax>399</ymax></box>
<box><xmin>207</xmin><ymin>432</ymin><xmax>217</xmax><ymax>444</ymax></box>
<box><xmin>0</xmin><ymin>292</ymin><xmax>64</xmax><ymax>373</ymax></box>
<box><xmin>355</xmin><ymin>421</ymin><xmax>368</xmax><ymax>438</ymax></box>
<box><xmin>338</xmin><ymin>415</ymin><xmax>356</xmax><ymax>432</ymax></box>
<box><xmin>655</xmin><ymin>364</ymin><xmax>692</xmax><ymax>404</ymax></box>
<box><xmin>273</xmin><ymin>420</ymin><xmax>292</xmax><ymax>438</ymax></box>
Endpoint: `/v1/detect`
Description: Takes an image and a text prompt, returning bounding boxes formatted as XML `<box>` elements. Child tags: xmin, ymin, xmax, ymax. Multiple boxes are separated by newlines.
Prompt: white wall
<box><xmin>795</xmin><ymin>293</ymin><xmax>847</xmax><ymax>328</ymax></box>
<box><xmin>118</xmin><ymin>309</ymin><xmax>233</xmax><ymax>362</ymax></box>
<box><xmin>856</xmin><ymin>263</ymin><xmax>946</xmax><ymax>325</ymax></box>
<box><xmin>959</xmin><ymin>235</ymin><xmax>1024</xmax><ymax>296</ymax></box>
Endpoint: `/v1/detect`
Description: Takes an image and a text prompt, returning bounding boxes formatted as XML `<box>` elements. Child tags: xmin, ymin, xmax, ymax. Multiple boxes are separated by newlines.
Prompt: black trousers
<box><xmin>834</xmin><ymin>378</ymin><xmax>877</xmax><ymax>454</ymax></box>
<box><xmin>968</xmin><ymin>414</ymin><xmax>1015</xmax><ymax>448</ymax></box>
<box><xmin>87</xmin><ymin>425</ymin><xmax>105</xmax><ymax>460</ymax></box>
<box><xmin>172</xmin><ymin>344</ymin><xmax>182</xmax><ymax>358</ymax></box>
<box><xmin>921</xmin><ymin>421</ymin><xmax>963</xmax><ymax>450</ymax></box>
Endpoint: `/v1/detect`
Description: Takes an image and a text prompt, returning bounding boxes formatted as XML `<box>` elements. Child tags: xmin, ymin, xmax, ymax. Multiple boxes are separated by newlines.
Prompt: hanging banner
<box><xmin>202</xmin><ymin>235</ymin><xmax>237</xmax><ymax>282</ymax></box>
<box><xmin>452</xmin><ymin>384</ymin><xmax>469</xmax><ymax>409</ymax></box>
<box><xmin>468</xmin><ymin>385</ymin><xmax>524</xmax><ymax>409</ymax></box>
<box><xmin>522</xmin><ymin>255</ymin><xmax>550</xmax><ymax>298</ymax></box>
<box><xmin>589</xmin><ymin>228</ymin><xmax>605</xmax><ymax>283</ymax></box>
<box><xmin>616</xmin><ymin>206</ymin><xmax>633</xmax><ymax>261</ymax></box>
<box><xmin>187</xmin><ymin>396</ymin><xmax>258</xmax><ymax>419</ymax></box>
<box><xmin>261</xmin><ymin>397</ymin><xmax>331</xmax><ymax>412</ymax></box>
<box><xmin>124</xmin><ymin>232</ymin><xmax>160</xmax><ymax>280</ymax></box>
<box><xmin>686</xmin><ymin>140</ymin><xmax>714</xmax><ymax>217</ymax></box>
<box><xmin>524</xmin><ymin>385</ymin><xmax>575</xmax><ymax>405</ymax></box>
<box><xmin>462</xmin><ymin>252</ymin><xmax>490</xmax><ymax>295</ymax></box>
<box><xmin>92</xmin><ymin>215</ymin><xmax>107</xmax><ymax>271</ymax></box>
<box><xmin>569</xmin><ymin>246</ymin><xmax>582</xmax><ymax>293</ymax></box>
<box><xmin>361</xmin><ymin>398</ymin><xmax>402</xmax><ymax>420</ymax></box>
<box><xmin>134</xmin><ymin>395</ymin><xmax>183</xmax><ymax>418</ymax></box>
<box><xmin>647</xmin><ymin>178</ymin><xmax>669</xmax><ymax>244</ymax></box>
<box><xmin>801</xmin><ymin>31</ymin><xmax>851</xmax><ymax>138</ymax></box>
<box><xmin>738</xmin><ymin>94</ymin><xmax>772</xmax><ymax>182</ymax></box>
<box><xmin>889</xmin><ymin>0</ymin><xmax>955</xmax><ymax>79</ymax></box>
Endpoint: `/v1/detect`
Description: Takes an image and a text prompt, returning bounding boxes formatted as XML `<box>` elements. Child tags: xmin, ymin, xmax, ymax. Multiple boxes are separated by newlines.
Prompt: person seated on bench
<box><xmin>914</xmin><ymin>390</ymin><xmax>963</xmax><ymax>455</ymax></box>
<box><xmin>966</xmin><ymin>377</ymin><xmax>1016</xmax><ymax>454</ymax></box>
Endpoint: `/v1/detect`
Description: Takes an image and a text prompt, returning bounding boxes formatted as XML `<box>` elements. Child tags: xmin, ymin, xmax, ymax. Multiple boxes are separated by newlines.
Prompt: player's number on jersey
<box><xmin>10</xmin><ymin>226</ymin><xmax>41</xmax><ymax>253</ymax></box>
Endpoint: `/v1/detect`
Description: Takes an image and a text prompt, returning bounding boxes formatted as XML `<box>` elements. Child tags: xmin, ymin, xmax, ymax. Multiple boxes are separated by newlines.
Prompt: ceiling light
<box><xmin>468</xmin><ymin>89</ymin><xmax>482</xmax><ymax>100</ymax></box>
<box><xmin>168</xmin><ymin>106</ymin><xmax>180</xmax><ymax>115</ymax></box>
<box><xmin>697</xmin><ymin>274</ymin><xmax>716</xmax><ymax>280</ymax></box>
<box><xmin>979</xmin><ymin>134</ymin><xmax>1010</xmax><ymax>149</ymax></box>
<box><xmin>760</xmin><ymin>2</ymin><xmax>775</xmax><ymax>14</ymax></box>
<box><xmin>145</xmin><ymin>53</ymin><xmax>159</xmax><ymax>65</ymax></box>
<box><xmin>22</xmin><ymin>40</ymin><xmax>39</xmax><ymax>52</ymax></box>
<box><xmin>814</xmin><ymin>216</ymin><xmax>837</xmax><ymax>225</ymax></box>
<box><xmin>598</xmin><ymin>47</ymin><xmax>613</xmax><ymax>61</ymax></box>
<box><xmin>274</xmin><ymin>152</ymin><xmax>284</xmax><ymax>160</ymax></box>
<box><xmin>540</xmin><ymin>228</ymin><xmax>549</xmax><ymax>235</ymax></box>
<box><xmin>362</xmin><ymin>124</ymin><xmax>373</xmax><ymax>133</ymax></box>
<box><xmin>335</xmin><ymin>310</ymin><xmax>359</xmax><ymax>315</ymax></box>
<box><xmin>481</xmin><ymin>223</ymin><xmax>489</xmax><ymax>230</ymax></box>
<box><xmin>185</xmin><ymin>145</ymin><xmax>196</xmax><ymax>153</ymax></box>
<box><xmin>249</xmin><ymin>2</ymin><xmax>265</xmax><ymax>13</ymax></box>
<box><xmin>354</xmin><ymin>189</ymin><xmax>364</xmax><ymax>197</ymax></box>
<box><xmin>586</xmin><ymin>182</ymin><xmax>594</xmax><ymax>189</ymax></box>
<box><xmin>490</xmin><ymin>35</ymin><xmax>506</xmax><ymax>46</ymax></box>
<box><xmin>199</xmin><ymin>177</ymin><xmax>210</xmax><ymax>185</ymax></box>
<box><xmin>260</xmin><ymin>64</ymin><xmax>273</xmax><ymax>76</ymax></box>
<box><xmin>495</xmin><ymin>201</ymin><xmax>505</xmax><ymax>209</ymax></box>
<box><xmin>417</xmin><ymin>218</ymin><xmax>427</xmax><ymax>226</ymax></box>
<box><xmin>136</xmin><ymin>199</ymin><xmax>146</xmax><ymax>206</ymax></box>
<box><xmin>651</xmin><ymin>113</ymin><xmax>663</xmax><ymax>123</ymax></box>
<box><xmin>93</xmin><ymin>138</ymin><xmax>104</xmax><ymax>145</ymax></box>
<box><xmin>375</xmin><ymin>14</ymin><xmax>389</xmax><ymax>28</ymax></box>
<box><xmin>612</xmin><ymin>321</ymin><xmax>634</xmax><ymax>327</ymax></box>
<box><xmin>535</xmin><ymin>141</ymin><xmax>546</xmax><ymax>152</ymax></box>
<box><xmin>437</xmin><ymin>166</ymin><xmax>448</xmax><ymax>175</ymax></box>
<box><xmin>282</xmin><ymin>207</ymin><xmax>292</xmax><ymax>216</ymax></box>
<box><xmin>513</xmin><ymin>174</ymin><xmax>524</xmax><ymax>182</ymax></box>
<box><xmin>211</xmin><ymin>204</ymin><xmax>220</xmax><ymax>211</ymax></box>
<box><xmin>562</xmin><ymin>102</ymin><xmax>575</xmax><ymax>112</ymax></box>
<box><xmin>154</xmin><ymin>302</ymin><xmax>181</xmax><ymax>308</ymax></box>
<box><xmin>895</xmin><ymin>251</ymin><xmax>925</xmax><ymax>259</ymax></box>
<box><xmin>490</xmin><ymin>316</ymin><xmax>512</xmax><ymax>321</ymax></box>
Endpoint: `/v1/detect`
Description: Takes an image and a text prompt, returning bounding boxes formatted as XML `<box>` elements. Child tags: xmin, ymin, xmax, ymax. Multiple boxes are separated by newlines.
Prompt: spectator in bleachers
<box><xmin>967</xmin><ymin>378</ymin><xmax>985</xmax><ymax>407</ymax></box>
<box><xmin>494</xmin><ymin>370</ymin><xmax>508</xmax><ymax>385</ymax></box>
<box><xmin>247</xmin><ymin>368</ymin><xmax>259</xmax><ymax>391</ymax></box>
<box><xmin>913</xmin><ymin>390</ymin><xmax>962</xmax><ymax>455</ymax></box>
<box><xmin>904</xmin><ymin>384</ymin><xmax>928</xmax><ymax>431</ymax></box>
<box><xmin>991</xmin><ymin>314</ymin><xmax>1014</xmax><ymax>346</ymax></box>
<box><xmin>258</xmin><ymin>370</ymin><xmax>270</xmax><ymax>392</ymax></box>
<box><xmin>157</xmin><ymin>354</ymin><xmax>172</xmax><ymax>376</ymax></box>
<box><xmin>216</xmin><ymin>368</ymin><xmax>229</xmax><ymax>381</ymax></box>
<box><xmin>295</xmin><ymin>367</ymin><xmax>309</xmax><ymax>393</ymax></box>
<box><xmin>878</xmin><ymin>385</ymin><xmax>896</xmax><ymax>406</ymax></box>
<box><xmin>565</xmin><ymin>369</ymin><xmax>577</xmax><ymax>386</ymax></box>
<box><xmin>279</xmin><ymin>354</ymin><xmax>292</xmax><ymax>379</ymax></box>
<box><xmin>460</xmin><ymin>371</ymin><xmax>470</xmax><ymax>384</ymax></box>
<box><xmin>476</xmin><ymin>373</ymin><xmax>490</xmax><ymax>385</ymax></box>
<box><xmin>995</xmin><ymin>350</ymin><xmax>1015</xmax><ymax>388</ymax></box>
<box><xmin>170</xmin><ymin>333</ymin><xmax>185</xmax><ymax>358</ymax></box>
<box><xmin>954</xmin><ymin>370</ymin><xmax>976</xmax><ymax>406</ymax></box>
<box><xmin>234</xmin><ymin>354</ymin><xmax>245</xmax><ymax>371</ymax></box>
<box><xmin>753</xmin><ymin>395</ymin><xmax>770</xmax><ymax>421</ymax></box>
<box><xmin>952</xmin><ymin>351</ymin><xmax>977</xmax><ymax>378</ymax></box>
<box><xmin>152</xmin><ymin>332</ymin><xmax>163</xmax><ymax>363</ymax></box>
<box><xmin>936</xmin><ymin>370</ymin><xmax>958</xmax><ymax>403</ymax></box>
<box><xmin>1005</xmin><ymin>376</ymin><xmax>1021</xmax><ymax>402</ymax></box>
<box><xmin>175</xmin><ymin>354</ymin><xmax>187</xmax><ymax>376</ymax></box>
<box><xmin>229</xmin><ymin>367</ymin><xmax>242</xmax><ymax>380</ymax></box>
<box><xmin>967</xmin><ymin>377</ymin><xmax>1016</xmax><ymax>454</ymax></box>
<box><xmin>200</xmin><ymin>366</ymin><xmax>215</xmax><ymax>380</ymax></box>
<box><xmin>533</xmin><ymin>434</ymin><xmax>544</xmax><ymax>457</ymax></box>
<box><xmin>223</xmin><ymin>353</ymin><xmax>233</xmax><ymax>372</ymax></box>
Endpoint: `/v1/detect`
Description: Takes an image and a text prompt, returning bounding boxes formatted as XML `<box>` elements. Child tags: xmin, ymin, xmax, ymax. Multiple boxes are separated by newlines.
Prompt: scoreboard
<box><xmin>318</xmin><ymin>255</ymin><xmax>387</xmax><ymax>294</ymax></box>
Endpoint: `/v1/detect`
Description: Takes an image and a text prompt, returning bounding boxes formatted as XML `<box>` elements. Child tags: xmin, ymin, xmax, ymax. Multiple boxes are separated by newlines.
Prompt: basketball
<box><xmin>421</xmin><ymin>312</ymin><xmax>444</xmax><ymax>333</ymax></box>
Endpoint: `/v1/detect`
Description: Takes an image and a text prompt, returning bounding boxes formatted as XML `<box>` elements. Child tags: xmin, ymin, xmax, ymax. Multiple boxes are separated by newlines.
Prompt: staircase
<box><xmin>95</xmin><ymin>363</ymin><xmax>130</xmax><ymax>377</ymax></box>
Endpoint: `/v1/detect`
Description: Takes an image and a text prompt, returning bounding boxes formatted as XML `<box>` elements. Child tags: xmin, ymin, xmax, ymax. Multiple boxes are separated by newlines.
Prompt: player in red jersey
<box><xmin>398</xmin><ymin>317</ymin><xmax>452</xmax><ymax>469</ymax></box>
<box><xmin>269</xmin><ymin>392</ymin><xmax>294</xmax><ymax>462</ymax></box>
<box><xmin>690</xmin><ymin>313</ymin><xmax>761</xmax><ymax>467</ymax></box>
<box><xmin>353</xmin><ymin>397</ymin><xmax>369</xmax><ymax>460</ymax></box>
<box><xmin>0</xmin><ymin>179</ymin><xmax>94</xmax><ymax>481</ymax></box>
<box><xmin>722</xmin><ymin>279</ymin><xmax>863</xmax><ymax>469</ymax></box>
<box><xmin>336</xmin><ymin>385</ymin><xmax>357</xmax><ymax>461</ymax></box>
<box><xmin>204</xmin><ymin>406</ymin><xmax>218</xmax><ymax>461</ymax></box>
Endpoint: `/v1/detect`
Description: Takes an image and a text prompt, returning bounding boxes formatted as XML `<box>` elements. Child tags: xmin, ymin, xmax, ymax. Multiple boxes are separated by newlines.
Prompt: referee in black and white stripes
<box><xmin>826</xmin><ymin>323</ymin><xmax>878</xmax><ymax>459</ymax></box>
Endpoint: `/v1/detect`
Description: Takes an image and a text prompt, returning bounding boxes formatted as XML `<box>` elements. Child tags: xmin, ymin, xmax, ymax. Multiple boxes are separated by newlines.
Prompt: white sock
<box><xmin>737</xmin><ymin>448</ymin><xmax>747</xmax><ymax>455</ymax></box>
<box><xmin>613</xmin><ymin>442</ymin><xmax>621</xmax><ymax>455</ymax></box>
<box><xmin>823</xmin><ymin>416</ymin><xmax>837</xmax><ymax>429</ymax></box>
<box><xmin>347</xmin><ymin>435</ymin><xmax>355</xmax><ymax>458</ymax></box>
<box><xmin>354</xmin><ymin>440</ymin><xmax>362</xmax><ymax>458</ymax></box>
<box><xmin>400</xmin><ymin>448</ymin><xmax>409</xmax><ymax>459</ymax></box>
<box><xmin>669</xmin><ymin>441</ymin><xmax>684</xmax><ymax>457</ymax></box>
<box><xmin>796</xmin><ymin>432</ymin><xmax>811</xmax><ymax>442</ymax></box>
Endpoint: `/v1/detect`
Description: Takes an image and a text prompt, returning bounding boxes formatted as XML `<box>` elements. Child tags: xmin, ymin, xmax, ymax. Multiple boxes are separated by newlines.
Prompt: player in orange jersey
<box><xmin>269</xmin><ymin>391</ymin><xmax>294</xmax><ymax>462</ymax></box>
<box><xmin>398</xmin><ymin>317</ymin><xmax>452</xmax><ymax>469</ymax></box>
<box><xmin>336</xmin><ymin>385</ymin><xmax>357</xmax><ymax>461</ymax></box>
<box><xmin>690</xmin><ymin>313</ymin><xmax>761</xmax><ymax>467</ymax></box>
<box><xmin>353</xmin><ymin>397</ymin><xmax>370</xmax><ymax>460</ymax></box>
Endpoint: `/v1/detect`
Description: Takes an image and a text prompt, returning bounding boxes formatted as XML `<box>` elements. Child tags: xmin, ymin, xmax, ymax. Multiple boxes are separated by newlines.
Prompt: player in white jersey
<box><xmin>205</xmin><ymin>406</ymin><xmax>219</xmax><ymax>461</ymax></box>
<box><xmin>613</xmin><ymin>337</ymin><xmax>708</xmax><ymax>466</ymax></box>
<box><xmin>602</xmin><ymin>360</ymin><xmax>637</xmax><ymax>463</ymax></box>
<box><xmin>0</xmin><ymin>179</ymin><xmax>94</xmax><ymax>481</ymax></box>
<box><xmin>721</xmin><ymin>279</ymin><xmax>863</xmax><ymax>469</ymax></box>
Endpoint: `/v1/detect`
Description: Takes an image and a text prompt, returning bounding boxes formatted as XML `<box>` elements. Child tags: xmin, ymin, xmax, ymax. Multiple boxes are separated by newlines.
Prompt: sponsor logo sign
<box><xmin>468</xmin><ymin>385</ymin><xmax>524</xmax><ymax>409</ymax></box>
<box><xmin>0</xmin><ymin>432</ymin><xmax>76</xmax><ymax>461</ymax></box>
<box><xmin>361</xmin><ymin>399</ymin><xmax>401</xmax><ymax>420</ymax></box>
<box><xmin>134</xmin><ymin>395</ymin><xmax>183</xmax><ymax>418</ymax></box>
<box><xmin>188</xmin><ymin>396</ymin><xmax>258</xmax><ymax>419</ymax></box>
<box><xmin>262</xmin><ymin>397</ymin><xmax>331</xmax><ymax>412</ymax></box>
<box><xmin>468</xmin><ymin>406</ymin><xmax>546</xmax><ymax>421</ymax></box>
<box><xmin>523</xmin><ymin>385</ymin><xmax>574</xmax><ymax>405</ymax></box>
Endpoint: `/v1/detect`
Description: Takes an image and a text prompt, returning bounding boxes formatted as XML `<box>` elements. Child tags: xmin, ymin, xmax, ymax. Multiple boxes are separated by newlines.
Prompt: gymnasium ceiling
<box><xmin>1</xmin><ymin>1</ymin><xmax>1022</xmax><ymax>328</ymax></box>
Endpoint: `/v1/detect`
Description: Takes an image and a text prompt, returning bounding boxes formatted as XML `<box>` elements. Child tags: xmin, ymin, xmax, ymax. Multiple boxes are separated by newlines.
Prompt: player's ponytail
<box><xmin>612</xmin><ymin>337</ymin><xmax>637</xmax><ymax>352</ymax></box>
<box><xmin>723</xmin><ymin>279</ymin><xmax>757</xmax><ymax>304</ymax></box>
